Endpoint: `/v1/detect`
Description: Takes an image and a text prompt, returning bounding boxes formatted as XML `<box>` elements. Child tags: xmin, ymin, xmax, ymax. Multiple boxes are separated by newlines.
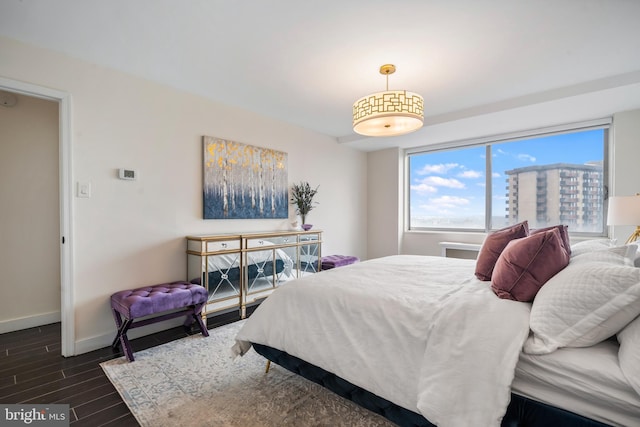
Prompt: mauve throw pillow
<box><xmin>530</xmin><ymin>224</ymin><xmax>571</xmax><ymax>255</ymax></box>
<box><xmin>491</xmin><ymin>228</ymin><xmax>570</xmax><ymax>302</ymax></box>
<box><xmin>475</xmin><ymin>221</ymin><xmax>529</xmax><ymax>281</ymax></box>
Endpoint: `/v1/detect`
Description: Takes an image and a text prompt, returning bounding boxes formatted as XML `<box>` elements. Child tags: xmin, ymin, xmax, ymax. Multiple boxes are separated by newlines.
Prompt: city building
<box><xmin>505</xmin><ymin>162</ymin><xmax>603</xmax><ymax>232</ymax></box>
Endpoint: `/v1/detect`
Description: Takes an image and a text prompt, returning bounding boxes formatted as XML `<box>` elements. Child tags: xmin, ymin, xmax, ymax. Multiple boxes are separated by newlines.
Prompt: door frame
<box><xmin>0</xmin><ymin>76</ymin><xmax>74</xmax><ymax>357</ymax></box>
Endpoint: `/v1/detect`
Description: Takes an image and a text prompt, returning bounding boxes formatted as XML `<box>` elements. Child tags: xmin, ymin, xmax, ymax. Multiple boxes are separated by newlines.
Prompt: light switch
<box><xmin>77</xmin><ymin>181</ymin><xmax>92</xmax><ymax>198</ymax></box>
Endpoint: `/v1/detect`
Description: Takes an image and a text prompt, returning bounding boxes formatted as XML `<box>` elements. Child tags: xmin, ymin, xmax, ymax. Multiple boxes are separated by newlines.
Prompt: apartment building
<box><xmin>505</xmin><ymin>162</ymin><xmax>603</xmax><ymax>232</ymax></box>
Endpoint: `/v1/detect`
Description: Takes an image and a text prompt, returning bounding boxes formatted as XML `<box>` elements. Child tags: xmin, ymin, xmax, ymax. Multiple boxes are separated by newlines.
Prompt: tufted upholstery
<box><xmin>321</xmin><ymin>255</ymin><xmax>359</xmax><ymax>270</ymax></box>
<box><xmin>111</xmin><ymin>282</ymin><xmax>208</xmax><ymax>319</ymax></box>
<box><xmin>110</xmin><ymin>281</ymin><xmax>209</xmax><ymax>361</ymax></box>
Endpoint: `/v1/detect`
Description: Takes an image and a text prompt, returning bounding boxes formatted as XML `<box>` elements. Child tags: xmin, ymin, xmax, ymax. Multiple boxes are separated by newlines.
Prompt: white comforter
<box><xmin>232</xmin><ymin>255</ymin><xmax>531</xmax><ymax>427</ymax></box>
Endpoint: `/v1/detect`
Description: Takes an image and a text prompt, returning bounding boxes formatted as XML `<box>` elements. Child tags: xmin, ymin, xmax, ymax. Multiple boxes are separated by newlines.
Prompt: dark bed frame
<box><xmin>253</xmin><ymin>343</ymin><xmax>611</xmax><ymax>427</ymax></box>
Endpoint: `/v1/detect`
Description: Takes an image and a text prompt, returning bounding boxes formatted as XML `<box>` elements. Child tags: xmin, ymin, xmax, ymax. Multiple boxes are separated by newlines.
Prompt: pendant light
<box><xmin>352</xmin><ymin>64</ymin><xmax>424</xmax><ymax>137</ymax></box>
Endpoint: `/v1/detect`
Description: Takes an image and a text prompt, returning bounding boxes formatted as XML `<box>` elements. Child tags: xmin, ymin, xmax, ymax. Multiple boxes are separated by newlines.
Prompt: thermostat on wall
<box><xmin>119</xmin><ymin>168</ymin><xmax>137</xmax><ymax>180</ymax></box>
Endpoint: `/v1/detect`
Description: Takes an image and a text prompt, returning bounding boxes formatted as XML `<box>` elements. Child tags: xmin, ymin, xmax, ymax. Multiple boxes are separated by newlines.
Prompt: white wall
<box><xmin>610</xmin><ymin>109</ymin><xmax>640</xmax><ymax>242</ymax></box>
<box><xmin>0</xmin><ymin>93</ymin><xmax>61</xmax><ymax>332</ymax></box>
<box><xmin>0</xmin><ymin>36</ymin><xmax>368</xmax><ymax>354</ymax></box>
<box><xmin>366</xmin><ymin>148</ymin><xmax>402</xmax><ymax>259</ymax></box>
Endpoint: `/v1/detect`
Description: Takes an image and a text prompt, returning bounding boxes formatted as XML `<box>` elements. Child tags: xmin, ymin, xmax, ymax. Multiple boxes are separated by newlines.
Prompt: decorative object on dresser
<box><xmin>186</xmin><ymin>230</ymin><xmax>322</xmax><ymax>319</ymax></box>
<box><xmin>607</xmin><ymin>193</ymin><xmax>640</xmax><ymax>243</ymax></box>
<box><xmin>110</xmin><ymin>281</ymin><xmax>209</xmax><ymax>362</ymax></box>
<box><xmin>290</xmin><ymin>181</ymin><xmax>319</xmax><ymax>229</ymax></box>
<box><xmin>202</xmin><ymin>135</ymin><xmax>288</xmax><ymax>220</ymax></box>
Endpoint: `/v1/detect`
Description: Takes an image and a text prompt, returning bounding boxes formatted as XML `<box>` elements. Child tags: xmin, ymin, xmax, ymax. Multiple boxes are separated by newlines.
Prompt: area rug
<box><xmin>101</xmin><ymin>320</ymin><xmax>395</xmax><ymax>427</ymax></box>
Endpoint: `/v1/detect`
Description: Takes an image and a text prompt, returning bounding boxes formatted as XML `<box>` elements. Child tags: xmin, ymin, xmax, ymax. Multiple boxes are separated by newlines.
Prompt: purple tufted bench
<box><xmin>321</xmin><ymin>255</ymin><xmax>359</xmax><ymax>270</ymax></box>
<box><xmin>110</xmin><ymin>281</ymin><xmax>209</xmax><ymax>361</ymax></box>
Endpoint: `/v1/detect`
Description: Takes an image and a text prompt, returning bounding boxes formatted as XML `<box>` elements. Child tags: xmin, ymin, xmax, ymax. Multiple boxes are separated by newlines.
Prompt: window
<box><xmin>407</xmin><ymin>122</ymin><xmax>609</xmax><ymax>234</ymax></box>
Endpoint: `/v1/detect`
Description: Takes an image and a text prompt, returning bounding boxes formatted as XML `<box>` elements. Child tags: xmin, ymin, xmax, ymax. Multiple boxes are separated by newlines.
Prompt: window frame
<box><xmin>404</xmin><ymin>118</ymin><xmax>611</xmax><ymax>236</ymax></box>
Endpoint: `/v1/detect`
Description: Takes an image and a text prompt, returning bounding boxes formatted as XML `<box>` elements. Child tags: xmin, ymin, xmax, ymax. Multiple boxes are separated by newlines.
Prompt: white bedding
<box><xmin>514</xmin><ymin>339</ymin><xmax>640</xmax><ymax>427</ymax></box>
<box><xmin>232</xmin><ymin>255</ymin><xmax>531</xmax><ymax>427</ymax></box>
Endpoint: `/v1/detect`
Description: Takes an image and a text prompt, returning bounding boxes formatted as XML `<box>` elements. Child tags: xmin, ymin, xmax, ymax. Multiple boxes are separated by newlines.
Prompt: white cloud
<box><xmin>410</xmin><ymin>183</ymin><xmax>437</xmax><ymax>194</ymax></box>
<box><xmin>417</xmin><ymin>203</ymin><xmax>449</xmax><ymax>215</ymax></box>
<box><xmin>492</xmin><ymin>172</ymin><xmax>501</xmax><ymax>178</ymax></box>
<box><xmin>417</xmin><ymin>163</ymin><xmax>459</xmax><ymax>175</ymax></box>
<box><xmin>517</xmin><ymin>153</ymin><xmax>536</xmax><ymax>162</ymax></box>
<box><xmin>457</xmin><ymin>170</ymin><xmax>482</xmax><ymax>179</ymax></box>
<box><xmin>420</xmin><ymin>176</ymin><xmax>465</xmax><ymax>189</ymax></box>
<box><xmin>430</xmin><ymin>195</ymin><xmax>471</xmax><ymax>209</ymax></box>
<box><xmin>496</xmin><ymin>148</ymin><xmax>508</xmax><ymax>155</ymax></box>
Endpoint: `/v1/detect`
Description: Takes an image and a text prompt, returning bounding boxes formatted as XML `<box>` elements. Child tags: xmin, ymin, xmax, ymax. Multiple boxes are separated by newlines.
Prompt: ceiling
<box><xmin>2</xmin><ymin>0</ymin><xmax>640</xmax><ymax>152</ymax></box>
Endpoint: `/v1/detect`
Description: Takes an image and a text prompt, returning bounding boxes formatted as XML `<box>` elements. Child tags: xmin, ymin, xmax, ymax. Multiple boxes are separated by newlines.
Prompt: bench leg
<box><xmin>111</xmin><ymin>309</ymin><xmax>136</xmax><ymax>361</ymax></box>
<box><xmin>119</xmin><ymin>320</ymin><xmax>135</xmax><ymax>362</ymax></box>
<box><xmin>187</xmin><ymin>303</ymin><xmax>209</xmax><ymax>337</ymax></box>
<box><xmin>113</xmin><ymin>319</ymin><xmax>135</xmax><ymax>362</ymax></box>
<box><xmin>195</xmin><ymin>315</ymin><xmax>209</xmax><ymax>337</ymax></box>
<box><xmin>110</xmin><ymin>309</ymin><xmax>125</xmax><ymax>349</ymax></box>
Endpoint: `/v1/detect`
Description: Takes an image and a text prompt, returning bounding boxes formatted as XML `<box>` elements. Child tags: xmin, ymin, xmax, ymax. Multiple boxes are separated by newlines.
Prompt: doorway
<box><xmin>0</xmin><ymin>76</ymin><xmax>74</xmax><ymax>357</ymax></box>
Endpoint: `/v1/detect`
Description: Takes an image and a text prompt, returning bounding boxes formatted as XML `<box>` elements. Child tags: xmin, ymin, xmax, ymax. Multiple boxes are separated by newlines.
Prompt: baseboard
<box><xmin>74</xmin><ymin>332</ymin><xmax>115</xmax><ymax>356</ymax></box>
<box><xmin>74</xmin><ymin>317</ymin><xmax>187</xmax><ymax>356</ymax></box>
<box><xmin>0</xmin><ymin>311</ymin><xmax>62</xmax><ymax>334</ymax></box>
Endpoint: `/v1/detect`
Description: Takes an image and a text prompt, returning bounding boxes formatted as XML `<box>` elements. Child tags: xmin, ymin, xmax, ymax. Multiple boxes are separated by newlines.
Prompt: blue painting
<box><xmin>203</xmin><ymin>136</ymin><xmax>289</xmax><ymax>219</ymax></box>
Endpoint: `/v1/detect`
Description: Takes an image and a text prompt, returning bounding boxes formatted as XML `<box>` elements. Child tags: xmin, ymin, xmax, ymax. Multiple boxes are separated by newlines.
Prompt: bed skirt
<box><xmin>252</xmin><ymin>343</ymin><xmax>611</xmax><ymax>427</ymax></box>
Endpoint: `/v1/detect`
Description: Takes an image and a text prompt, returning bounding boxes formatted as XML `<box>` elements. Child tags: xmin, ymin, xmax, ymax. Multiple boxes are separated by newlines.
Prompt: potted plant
<box><xmin>290</xmin><ymin>181</ymin><xmax>319</xmax><ymax>230</ymax></box>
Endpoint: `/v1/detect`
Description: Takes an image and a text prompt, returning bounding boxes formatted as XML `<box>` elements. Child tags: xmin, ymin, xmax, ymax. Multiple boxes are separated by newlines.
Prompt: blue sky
<box><xmin>409</xmin><ymin>129</ymin><xmax>605</xmax><ymax>225</ymax></box>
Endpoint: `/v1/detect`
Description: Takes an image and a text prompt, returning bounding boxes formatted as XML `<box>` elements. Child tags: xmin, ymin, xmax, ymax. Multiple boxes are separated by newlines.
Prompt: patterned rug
<box><xmin>101</xmin><ymin>320</ymin><xmax>395</xmax><ymax>427</ymax></box>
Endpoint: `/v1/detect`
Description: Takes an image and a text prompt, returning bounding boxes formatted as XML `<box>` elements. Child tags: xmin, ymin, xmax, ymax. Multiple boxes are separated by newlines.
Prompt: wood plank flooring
<box><xmin>0</xmin><ymin>310</ymin><xmax>248</xmax><ymax>426</ymax></box>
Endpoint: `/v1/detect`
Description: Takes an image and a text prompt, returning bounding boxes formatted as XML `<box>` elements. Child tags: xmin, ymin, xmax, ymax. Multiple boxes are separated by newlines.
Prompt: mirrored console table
<box><xmin>186</xmin><ymin>230</ymin><xmax>322</xmax><ymax>318</ymax></box>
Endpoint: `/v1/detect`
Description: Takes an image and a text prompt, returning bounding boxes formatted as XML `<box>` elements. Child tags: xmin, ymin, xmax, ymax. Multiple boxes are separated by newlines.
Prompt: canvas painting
<box><xmin>203</xmin><ymin>136</ymin><xmax>289</xmax><ymax>219</ymax></box>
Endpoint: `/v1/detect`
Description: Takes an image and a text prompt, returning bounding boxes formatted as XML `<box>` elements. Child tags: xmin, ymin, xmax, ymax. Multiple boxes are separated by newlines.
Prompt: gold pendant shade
<box><xmin>352</xmin><ymin>64</ymin><xmax>424</xmax><ymax>137</ymax></box>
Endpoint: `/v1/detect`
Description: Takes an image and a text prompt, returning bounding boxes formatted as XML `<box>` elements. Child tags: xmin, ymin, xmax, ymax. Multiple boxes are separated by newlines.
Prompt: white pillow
<box><xmin>524</xmin><ymin>259</ymin><xmax>640</xmax><ymax>354</ymax></box>
<box><xmin>570</xmin><ymin>239</ymin><xmax>637</xmax><ymax>263</ymax></box>
<box><xmin>571</xmin><ymin>244</ymin><xmax>637</xmax><ymax>266</ymax></box>
<box><xmin>570</xmin><ymin>239</ymin><xmax>613</xmax><ymax>256</ymax></box>
<box><xmin>618</xmin><ymin>315</ymin><xmax>640</xmax><ymax>396</ymax></box>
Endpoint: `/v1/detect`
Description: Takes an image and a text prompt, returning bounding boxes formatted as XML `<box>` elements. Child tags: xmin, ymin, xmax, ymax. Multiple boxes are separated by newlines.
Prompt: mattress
<box><xmin>513</xmin><ymin>338</ymin><xmax>640</xmax><ymax>427</ymax></box>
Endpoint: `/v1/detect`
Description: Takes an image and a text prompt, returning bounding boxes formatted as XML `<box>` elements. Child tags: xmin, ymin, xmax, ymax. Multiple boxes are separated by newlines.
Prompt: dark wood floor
<box><xmin>0</xmin><ymin>310</ymin><xmax>248</xmax><ymax>426</ymax></box>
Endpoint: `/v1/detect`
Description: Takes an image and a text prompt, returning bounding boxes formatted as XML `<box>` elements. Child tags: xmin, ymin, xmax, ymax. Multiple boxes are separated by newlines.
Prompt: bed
<box><xmin>232</xmin><ymin>238</ymin><xmax>640</xmax><ymax>427</ymax></box>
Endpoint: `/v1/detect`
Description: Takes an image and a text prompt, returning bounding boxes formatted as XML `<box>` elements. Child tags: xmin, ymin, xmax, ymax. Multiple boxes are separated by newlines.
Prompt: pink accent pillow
<box><xmin>491</xmin><ymin>228</ymin><xmax>570</xmax><ymax>302</ymax></box>
<box><xmin>530</xmin><ymin>224</ymin><xmax>571</xmax><ymax>255</ymax></box>
<box><xmin>475</xmin><ymin>221</ymin><xmax>529</xmax><ymax>281</ymax></box>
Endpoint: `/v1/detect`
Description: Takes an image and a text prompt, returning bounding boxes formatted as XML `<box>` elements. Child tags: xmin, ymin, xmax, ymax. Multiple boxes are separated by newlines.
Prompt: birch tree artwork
<box><xmin>203</xmin><ymin>136</ymin><xmax>289</xmax><ymax>219</ymax></box>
